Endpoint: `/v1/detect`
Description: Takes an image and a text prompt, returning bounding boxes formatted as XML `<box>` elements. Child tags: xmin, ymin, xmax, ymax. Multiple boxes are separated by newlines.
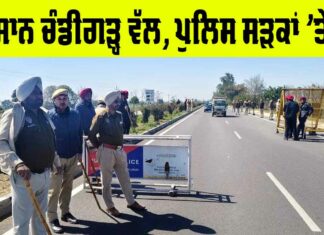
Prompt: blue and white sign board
<box><xmin>123</xmin><ymin>145</ymin><xmax>189</xmax><ymax>180</ymax></box>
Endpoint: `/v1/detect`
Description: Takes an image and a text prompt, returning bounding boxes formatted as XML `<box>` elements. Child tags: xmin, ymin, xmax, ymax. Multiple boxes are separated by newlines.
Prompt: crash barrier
<box><xmin>82</xmin><ymin>135</ymin><xmax>192</xmax><ymax>197</ymax></box>
<box><xmin>276</xmin><ymin>88</ymin><xmax>324</xmax><ymax>135</ymax></box>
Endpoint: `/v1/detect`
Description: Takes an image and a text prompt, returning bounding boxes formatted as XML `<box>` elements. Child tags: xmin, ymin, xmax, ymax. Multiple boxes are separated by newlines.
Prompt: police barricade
<box><xmin>82</xmin><ymin>135</ymin><xmax>192</xmax><ymax>196</ymax></box>
<box><xmin>276</xmin><ymin>88</ymin><xmax>324</xmax><ymax>137</ymax></box>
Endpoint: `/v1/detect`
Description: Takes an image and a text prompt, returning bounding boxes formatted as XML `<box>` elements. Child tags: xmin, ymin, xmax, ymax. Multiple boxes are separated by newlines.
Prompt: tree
<box><xmin>130</xmin><ymin>96</ymin><xmax>139</xmax><ymax>104</ymax></box>
<box><xmin>244</xmin><ymin>75</ymin><xmax>265</xmax><ymax>100</ymax></box>
<box><xmin>215</xmin><ymin>73</ymin><xmax>237</xmax><ymax>100</ymax></box>
<box><xmin>1</xmin><ymin>100</ymin><xmax>14</xmax><ymax>110</ymax></box>
<box><xmin>43</xmin><ymin>85</ymin><xmax>57</xmax><ymax>109</ymax></box>
<box><xmin>263</xmin><ymin>86</ymin><xmax>282</xmax><ymax>101</ymax></box>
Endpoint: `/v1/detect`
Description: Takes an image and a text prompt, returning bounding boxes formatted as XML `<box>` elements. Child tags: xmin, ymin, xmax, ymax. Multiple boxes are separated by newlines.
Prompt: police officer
<box><xmin>251</xmin><ymin>100</ymin><xmax>256</xmax><ymax>115</ymax></box>
<box><xmin>118</xmin><ymin>90</ymin><xmax>132</xmax><ymax>134</ymax></box>
<box><xmin>47</xmin><ymin>88</ymin><xmax>83</xmax><ymax>233</ymax></box>
<box><xmin>259</xmin><ymin>99</ymin><xmax>265</xmax><ymax>118</ymax></box>
<box><xmin>0</xmin><ymin>77</ymin><xmax>61</xmax><ymax>235</ymax></box>
<box><xmin>269</xmin><ymin>99</ymin><xmax>276</xmax><ymax>120</ymax></box>
<box><xmin>95</xmin><ymin>99</ymin><xmax>106</xmax><ymax>115</ymax></box>
<box><xmin>88</xmin><ymin>91</ymin><xmax>145</xmax><ymax>217</ymax></box>
<box><xmin>284</xmin><ymin>95</ymin><xmax>299</xmax><ymax>140</ymax></box>
<box><xmin>235</xmin><ymin>100</ymin><xmax>241</xmax><ymax>116</ymax></box>
<box><xmin>297</xmin><ymin>96</ymin><xmax>313</xmax><ymax>139</ymax></box>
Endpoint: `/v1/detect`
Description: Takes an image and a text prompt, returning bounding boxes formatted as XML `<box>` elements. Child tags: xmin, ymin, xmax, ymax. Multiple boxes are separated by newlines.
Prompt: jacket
<box><xmin>75</xmin><ymin>100</ymin><xmax>95</xmax><ymax>135</ymax></box>
<box><xmin>49</xmin><ymin>107</ymin><xmax>83</xmax><ymax>158</ymax></box>
<box><xmin>0</xmin><ymin>103</ymin><xmax>61</xmax><ymax>175</ymax></box>
<box><xmin>284</xmin><ymin>101</ymin><xmax>299</xmax><ymax>120</ymax></box>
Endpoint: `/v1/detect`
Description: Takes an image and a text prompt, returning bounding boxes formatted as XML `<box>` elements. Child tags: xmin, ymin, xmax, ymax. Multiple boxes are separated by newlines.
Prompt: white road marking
<box><xmin>234</xmin><ymin>131</ymin><xmax>242</xmax><ymax>140</ymax></box>
<box><xmin>266</xmin><ymin>172</ymin><xmax>321</xmax><ymax>233</ymax></box>
<box><xmin>145</xmin><ymin>108</ymin><xmax>200</xmax><ymax>145</ymax></box>
<box><xmin>3</xmin><ymin>184</ymin><xmax>84</xmax><ymax>235</ymax></box>
<box><xmin>225</xmin><ymin>120</ymin><xmax>229</xmax><ymax>125</ymax></box>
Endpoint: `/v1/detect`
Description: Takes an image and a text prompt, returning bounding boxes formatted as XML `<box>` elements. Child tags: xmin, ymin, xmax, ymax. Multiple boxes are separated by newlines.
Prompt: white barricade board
<box><xmin>143</xmin><ymin>145</ymin><xmax>188</xmax><ymax>180</ymax></box>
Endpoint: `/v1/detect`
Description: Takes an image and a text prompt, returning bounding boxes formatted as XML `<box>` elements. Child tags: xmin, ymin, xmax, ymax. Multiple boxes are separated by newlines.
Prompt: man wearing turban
<box><xmin>75</xmin><ymin>88</ymin><xmax>95</xmax><ymax>136</ymax></box>
<box><xmin>88</xmin><ymin>91</ymin><xmax>146</xmax><ymax>217</ymax></box>
<box><xmin>283</xmin><ymin>95</ymin><xmax>299</xmax><ymax>140</ymax></box>
<box><xmin>0</xmin><ymin>77</ymin><xmax>61</xmax><ymax>234</ymax></box>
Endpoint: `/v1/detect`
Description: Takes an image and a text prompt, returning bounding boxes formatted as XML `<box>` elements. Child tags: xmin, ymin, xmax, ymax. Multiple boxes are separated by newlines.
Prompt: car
<box><xmin>212</xmin><ymin>98</ymin><xmax>227</xmax><ymax>117</ymax></box>
<box><xmin>204</xmin><ymin>102</ymin><xmax>212</xmax><ymax>112</ymax></box>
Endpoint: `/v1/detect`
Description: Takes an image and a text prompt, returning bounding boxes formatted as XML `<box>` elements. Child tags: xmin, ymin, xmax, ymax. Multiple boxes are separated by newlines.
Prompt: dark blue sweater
<box><xmin>49</xmin><ymin>107</ymin><xmax>83</xmax><ymax>158</ymax></box>
<box><xmin>75</xmin><ymin>100</ymin><xmax>95</xmax><ymax>136</ymax></box>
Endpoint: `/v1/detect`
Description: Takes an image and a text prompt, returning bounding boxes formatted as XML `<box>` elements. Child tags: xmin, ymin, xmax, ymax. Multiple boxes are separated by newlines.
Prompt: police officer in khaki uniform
<box><xmin>88</xmin><ymin>91</ymin><xmax>145</xmax><ymax>217</ymax></box>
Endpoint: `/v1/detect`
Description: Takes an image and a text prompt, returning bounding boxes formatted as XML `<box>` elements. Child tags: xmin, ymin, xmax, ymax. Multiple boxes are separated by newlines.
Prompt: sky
<box><xmin>0</xmin><ymin>58</ymin><xmax>323</xmax><ymax>102</ymax></box>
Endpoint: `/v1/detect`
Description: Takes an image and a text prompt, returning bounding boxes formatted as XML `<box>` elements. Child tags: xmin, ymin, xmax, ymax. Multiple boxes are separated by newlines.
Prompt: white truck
<box><xmin>212</xmin><ymin>97</ymin><xmax>227</xmax><ymax>117</ymax></box>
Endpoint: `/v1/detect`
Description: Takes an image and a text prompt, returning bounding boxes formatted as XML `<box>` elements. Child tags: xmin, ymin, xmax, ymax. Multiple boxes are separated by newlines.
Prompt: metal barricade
<box><xmin>82</xmin><ymin>135</ymin><xmax>192</xmax><ymax>197</ymax></box>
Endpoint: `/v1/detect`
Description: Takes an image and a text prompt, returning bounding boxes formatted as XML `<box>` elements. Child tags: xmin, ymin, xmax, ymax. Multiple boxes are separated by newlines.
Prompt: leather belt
<box><xmin>102</xmin><ymin>143</ymin><xmax>123</xmax><ymax>150</ymax></box>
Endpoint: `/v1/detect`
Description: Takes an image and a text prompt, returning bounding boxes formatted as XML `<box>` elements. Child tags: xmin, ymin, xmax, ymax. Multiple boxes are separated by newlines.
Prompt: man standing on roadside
<box><xmin>297</xmin><ymin>96</ymin><xmax>313</xmax><ymax>139</ymax></box>
<box><xmin>259</xmin><ymin>99</ymin><xmax>265</xmax><ymax>118</ymax></box>
<box><xmin>284</xmin><ymin>95</ymin><xmax>299</xmax><ymax>140</ymax></box>
<box><xmin>88</xmin><ymin>90</ymin><xmax>146</xmax><ymax>217</ymax></box>
<box><xmin>75</xmin><ymin>88</ymin><xmax>95</xmax><ymax>136</ymax></box>
<box><xmin>0</xmin><ymin>77</ymin><xmax>61</xmax><ymax>235</ymax></box>
<box><xmin>269</xmin><ymin>99</ymin><xmax>276</xmax><ymax>120</ymax></box>
<box><xmin>47</xmin><ymin>88</ymin><xmax>83</xmax><ymax>234</ymax></box>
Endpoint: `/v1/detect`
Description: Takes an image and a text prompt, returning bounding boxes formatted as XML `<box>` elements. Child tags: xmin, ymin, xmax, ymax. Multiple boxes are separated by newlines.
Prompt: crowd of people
<box><xmin>0</xmin><ymin>77</ymin><xmax>145</xmax><ymax>235</ymax></box>
<box><xmin>231</xmin><ymin>96</ymin><xmax>314</xmax><ymax>141</ymax></box>
<box><xmin>232</xmin><ymin>99</ymin><xmax>278</xmax><ymax>119</ymax></box>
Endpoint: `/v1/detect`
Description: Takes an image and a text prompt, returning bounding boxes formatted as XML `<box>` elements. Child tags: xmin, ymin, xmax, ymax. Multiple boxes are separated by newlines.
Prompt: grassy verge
<box><xmin>130</xmin><ymin>110</ymin><xmax>186</xmax><ymax>134</ymax></box>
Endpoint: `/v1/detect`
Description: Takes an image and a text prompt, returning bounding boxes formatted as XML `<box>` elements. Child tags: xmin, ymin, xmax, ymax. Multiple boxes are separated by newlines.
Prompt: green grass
<box><xmin>130</xmin><ymin>110</ymin><xmax>185</xmax><ymax>134</ymax></box>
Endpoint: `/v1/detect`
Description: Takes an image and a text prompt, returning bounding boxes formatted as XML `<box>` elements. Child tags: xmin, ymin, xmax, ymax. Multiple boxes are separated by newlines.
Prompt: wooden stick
<box><xmin>78</xmin><ymin>160</ymin><xmax>119</xmax><ymax>223</ymax></box>
<box><xmin>24</xmin><ymin>179</ymin><xmax>52</xmax><ymax>235</ymax></box>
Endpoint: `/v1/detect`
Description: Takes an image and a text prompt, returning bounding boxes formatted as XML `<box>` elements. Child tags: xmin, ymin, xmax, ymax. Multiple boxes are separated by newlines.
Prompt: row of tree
<box><xmin>215</xmin><ymin>73</ymin><xmax>324</xmax><ymax>103</ymax></box>
<box><xmin>214</xmin><ymin>73</ymin><xmax>283</xmax><ymax>102</ymax></box>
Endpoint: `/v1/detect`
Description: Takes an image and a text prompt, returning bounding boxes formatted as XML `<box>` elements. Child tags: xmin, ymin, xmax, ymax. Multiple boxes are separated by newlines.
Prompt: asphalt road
<box><xmin>1</xmin><ymin>108</ymin><xmax>324</xmax><ymax>235</ymax></box>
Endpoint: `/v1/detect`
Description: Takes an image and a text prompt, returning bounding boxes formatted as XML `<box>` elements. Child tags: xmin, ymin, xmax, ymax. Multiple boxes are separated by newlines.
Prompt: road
<box><xmin>1</xmin><ymin>108</ymin><xmax>324</xmax><ymax>234</ymax></box>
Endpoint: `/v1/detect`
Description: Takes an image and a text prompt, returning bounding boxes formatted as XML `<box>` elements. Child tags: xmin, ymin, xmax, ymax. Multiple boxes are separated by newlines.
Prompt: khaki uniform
<box><xmin>88</xmin><ymin>110</ymin><xmax>135</xmax><ymax>209</ymax></box>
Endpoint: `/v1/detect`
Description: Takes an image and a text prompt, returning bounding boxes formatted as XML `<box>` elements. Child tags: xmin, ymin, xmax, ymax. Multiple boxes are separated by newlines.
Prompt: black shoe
<box><xmin>50</xmin><ymin>219</ymin><xmax>64</xmax><ymax>234</ymax></box>
<box><xmin>61</xmin><ymin>212</ymin><xmax>78</xmax><ymax>224</ymax></box>
<box><xmin>127</xmin><ymin>201</ymin><xmax>146</xmax><ymax>211</ymax></box>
